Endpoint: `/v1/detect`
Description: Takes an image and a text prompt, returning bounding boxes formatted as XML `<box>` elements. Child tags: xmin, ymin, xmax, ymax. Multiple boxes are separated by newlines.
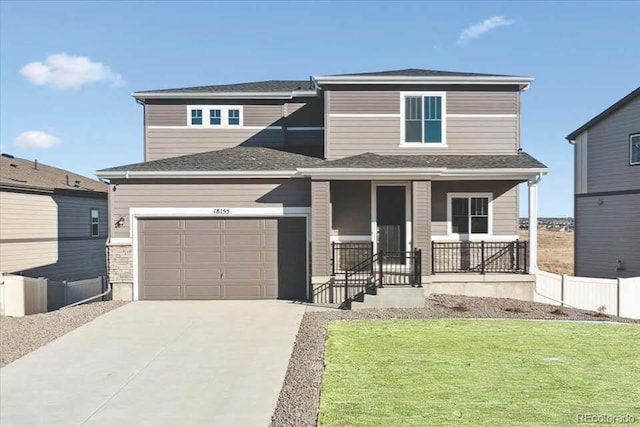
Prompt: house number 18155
<box><xmin>212</xmin><ymin>208</ymin><xmax>231</xmax><ymax>214</ymax></box>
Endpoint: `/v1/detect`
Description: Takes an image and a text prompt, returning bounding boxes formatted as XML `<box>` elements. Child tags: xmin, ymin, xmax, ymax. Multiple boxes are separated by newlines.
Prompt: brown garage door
<box><xmin>138</xmin><ymin>217</ymin><xmax>306</xmax><ymax>300</ymax></box>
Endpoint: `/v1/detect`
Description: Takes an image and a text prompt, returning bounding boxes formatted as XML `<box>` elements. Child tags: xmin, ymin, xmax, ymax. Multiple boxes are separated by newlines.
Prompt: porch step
<box><xmin>351</xmin><ymin>286</ymin><xmax>425</xmax><ymax>310</ymax></box>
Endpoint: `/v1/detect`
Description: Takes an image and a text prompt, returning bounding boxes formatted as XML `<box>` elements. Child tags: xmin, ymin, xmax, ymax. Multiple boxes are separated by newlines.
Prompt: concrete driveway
<box><xmin>1</xmin><ymin>301</ymin><xmax>306</xmax><ymax>427</ymax></box>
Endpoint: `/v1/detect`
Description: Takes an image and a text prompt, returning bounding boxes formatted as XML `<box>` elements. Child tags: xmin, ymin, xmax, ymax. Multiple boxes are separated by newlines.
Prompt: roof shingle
<box><xmin>135</xmin><ymin>80</ymin><xmax>314</xmax><ymax>95</ymax></box>
<box><xmin>98</xmin><ymin>147</ymin><xmax>547</xmax><ymax>174</ymax></box>
<box><xmin>1</xmin><ymin>154</ymin><xmax>107</xmax><ymax>193</ymax></box>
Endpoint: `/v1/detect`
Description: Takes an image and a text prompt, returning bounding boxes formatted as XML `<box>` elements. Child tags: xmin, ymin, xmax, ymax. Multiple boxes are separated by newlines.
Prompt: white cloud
<box><xmin>13</xmin><ymin>131</ymin><xmax>61</xmax><ymax>149</ymax></box>
<box><xmin>458</xmin><ymin>16</ymin><xmax>515</xmax><ymax>45</ymax></box>
<box><xmin>20</xmin><ymin>53</ymin><xmax>124</xmax><ymax>90</ymax></box>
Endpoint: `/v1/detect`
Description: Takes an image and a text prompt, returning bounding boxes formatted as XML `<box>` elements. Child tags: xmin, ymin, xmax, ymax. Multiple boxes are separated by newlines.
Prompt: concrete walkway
<box><xmin>1</xmin><ymin>301</ymin><xmax>306</xmax><ymax>427</ymax></box>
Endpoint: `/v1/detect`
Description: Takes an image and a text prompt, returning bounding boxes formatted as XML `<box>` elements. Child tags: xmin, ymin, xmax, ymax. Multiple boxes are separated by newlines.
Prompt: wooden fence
<box><xmin>535</xmin><ymin>270</ymin><xmax>640</xmax><ymax>319</ymax></box>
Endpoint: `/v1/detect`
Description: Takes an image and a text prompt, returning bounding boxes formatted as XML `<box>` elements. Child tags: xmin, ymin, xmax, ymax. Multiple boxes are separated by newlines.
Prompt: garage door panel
<box><xmin>184</xmin><ymin>251</ymin><xmax>222</xmax><ymax>264</ymax></box>
<box><xmin>143</xmin><ymin>235</ymin><xmax>182</xmax><ymax>247</ymax></box>
<box><xmin>143</xmin><ymin>268</ymin><xmax>181</xmax><ymax>281</ymax></box>
<box><xmin>224</xmin><ymin>268</ymin><xmax>263</xmax><ymax>281</ymax></box>
<box><xmin>143</xmin><ymin>219</ymin><xmax>182</xmax><ymax>230</ymax></box>
<box><xmin>184</xmin><ymin>285</ymin><xmax>221</xmax><ymax>298</ymax></box>
<box><xmin>223</xmin><ymin>251</ymin><xmax>262</xmax><ymax>264</ymax></box>
<box><xmin>224</xmin><ymin>219</ymin><xmax>264</xmax><ymax>230</ymax></box>
<box><xmin>144</xmin><ymin>285</ymin><xmax>183</xmax><ymax>299</ymax></box>
<box><xmin>184</xmin><ymin>219</ymin><xmax>221</xmax><ymax>230</ymax></box>
<box><xmin>138</xmin><ymin>217</ymin><xmax>306</xmax><ymax>300</ymax></box>
<box><xmin>184</xmin><ymin>234</ymin><xmax>222</xmax><ymax>247</ymax></box>
<box><xmin>144</xmin><ymin>251</ymin><xmax>182</xmax><ymax>264</ymax></box>
<box><xmin>184</xmin><ymin>268</ymin><xmax>222</xmax><ymax>281</ymax></box>
<box><xmin>223</xmin><ymin>234</ymin><xmax>263</xmax><ymax>247</ymax></box>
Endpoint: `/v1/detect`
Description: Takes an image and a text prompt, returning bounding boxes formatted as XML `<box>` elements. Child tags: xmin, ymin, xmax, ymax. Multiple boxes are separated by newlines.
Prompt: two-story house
<box><xmin>1</xmin><ymin>154</ymin><xmax>108</xmax><ymax>282</ymax></box>
<box><xmin>97</xmin><ymin>69</ymin><xmax>548</xmax><ymax>304</ymax></box>
<box><xmin>566</xmin><ymin>86</ymin><xmax>640</xmax><ymax>279</ymax></box>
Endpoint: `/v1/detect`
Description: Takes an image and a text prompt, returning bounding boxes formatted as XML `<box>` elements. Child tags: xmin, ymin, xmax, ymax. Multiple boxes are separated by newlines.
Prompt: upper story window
<box><xmin>210</xmin><ymin>109</ymin><xmax>221</xmax><ymax>125</ymax></box>
<box><xmin>190</xmin><ymin>109</ymin><xmax>203</xmax><ymax>125</ymax></box>
<box><xmin>188</xmin><ymin>106</ymin><xmax>243</xmax><ymax>128</ymax></box>
<box><xmin>631</xmin><ymin>133</ymin><xmax>640</xmax><ymax>166</ymax></box>
<box><xmin>448</xmin><ymin>193</ymin><xmax>492</xmax><ymax>236</ymax></box>
<box><xmin>228</xmin><ymin>109</ymin><xmax>240</xmax><ymax>126</ymax></box>
<box><xmin>401</xmin><ymin>92</ymin><xmax>446</xmax><ymax>145</ymax></box>
<box><xmin>90</xmin><ymin>208</ymin><xmax>100</xmax><ymax>237</ymax></box>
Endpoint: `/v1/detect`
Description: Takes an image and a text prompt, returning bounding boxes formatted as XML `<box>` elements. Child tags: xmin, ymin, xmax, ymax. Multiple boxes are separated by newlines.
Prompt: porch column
<box><xmin>412</xmin><ymin>180</ymin><xmax>432</xmax><ymax>276</ymax></box>
<box><xmin>528</xmin><ymin>177</ymin><xmax>540</xmax><ymax>274</ymax></box>
<box><xmin>311</xmin><ymin>180</ymin><xmax>331</xmax><ymax>279</ymax></box>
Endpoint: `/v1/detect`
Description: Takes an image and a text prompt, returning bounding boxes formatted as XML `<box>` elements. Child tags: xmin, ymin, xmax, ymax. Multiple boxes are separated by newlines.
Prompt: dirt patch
<box><xmin>270</xmin><ymin>294</ymin><xmax>638</xmax><ymax>427</ymax></box>
<box><xmin>1</xmin><ymin>300</ymin><xmax>128</xmax><ymax>367</ymax></box>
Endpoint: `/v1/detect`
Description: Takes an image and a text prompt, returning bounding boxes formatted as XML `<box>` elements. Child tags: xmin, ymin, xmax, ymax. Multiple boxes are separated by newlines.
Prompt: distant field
<box><xmin>520</xmin><ymin>229</ymin><xmax>574</xmax><ymax>275</ymax></box>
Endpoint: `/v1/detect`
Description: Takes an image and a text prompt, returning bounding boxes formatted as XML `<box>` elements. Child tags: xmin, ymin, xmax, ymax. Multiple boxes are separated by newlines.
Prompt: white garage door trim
<box><xmin>129</xmin><ymin>207</ymin><xmax>311</xmax><ymax>301</ymax></box>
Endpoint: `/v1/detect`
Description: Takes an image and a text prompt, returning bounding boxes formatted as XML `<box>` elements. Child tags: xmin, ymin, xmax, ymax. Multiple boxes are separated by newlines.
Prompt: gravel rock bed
<box><xmin>270</xmin><ymin>294</ymin><xmax>638</xmax><ymax>427</ymax></box>
<box><xmin>1</xmin><ymin>300</ymin><xmax>128</xmax><ymax>367</ymax></box>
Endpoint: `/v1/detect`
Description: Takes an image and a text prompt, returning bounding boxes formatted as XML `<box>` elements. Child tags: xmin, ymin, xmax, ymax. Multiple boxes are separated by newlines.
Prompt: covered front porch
<box><xmin>309</xmin><ymin>176</ymin><xmax>542</xmax><ymax>285</ymax></box>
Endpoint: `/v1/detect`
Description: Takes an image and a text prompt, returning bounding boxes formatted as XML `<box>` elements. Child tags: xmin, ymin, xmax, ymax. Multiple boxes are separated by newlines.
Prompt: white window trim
<box><xmin>187</xmin><ymin>105</ymin><xmax>244</xmax><ymax>128</ymax></box>
<box><xmin>399</xmin><ymin>91</ymin><xmax>447</xmax><ymax>147</ymax></box>
<box><xmin>630</xmin><ymin>133</ymin><xmax>640</xmax><ymax>166</ymax></box>
<box><xmin>446</xmin><ymin>192</ymin><xmax>493</xmax><ymax>240</ymax></box>
<box><xmin>90</xmin><ymin>208</ymin><xmax>100</xmax><ymax>238</ymax></box>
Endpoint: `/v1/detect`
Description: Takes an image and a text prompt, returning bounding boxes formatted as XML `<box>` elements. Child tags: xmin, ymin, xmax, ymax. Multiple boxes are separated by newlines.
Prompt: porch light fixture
<box><xmin>115</xmin><ymin>217</ymin><xmax>125</xmax><ymax>228</ymax></box>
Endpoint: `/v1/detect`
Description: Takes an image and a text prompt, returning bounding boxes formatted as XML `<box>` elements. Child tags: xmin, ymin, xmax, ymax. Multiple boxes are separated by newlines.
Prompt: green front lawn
<box><xmin>319</xmin><ymin>320</ymin><xmax>640</xmax><ymax>426</ymax></box>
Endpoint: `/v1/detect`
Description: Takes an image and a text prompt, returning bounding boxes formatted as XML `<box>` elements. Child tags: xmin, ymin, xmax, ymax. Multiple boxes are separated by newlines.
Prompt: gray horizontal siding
<box><xmin>0</xmin><ymin>191</ymin><xmax>107</xmax><ymax>280</ymax></box>
<box><xmin>326</xmin><ymin>116</ymin><xmax>517</xmax><ymax>159</ymax></box>
<box><xmin>327</xmin><ymin>87</ymin><xmax>519</xmax><ymax>115</ymax></box>
<box><xmin>13</xmin><ymin>239</ymin><xmax>107</xmax><ymax>282</ymax></box>
<box><xmin>431</xmin><ymin>181</ymin><xmax>519</xmax><ymax>237</ymax></box>
<box><xmin>311</xmin><ymin>180</ymin><xmax>331</xmax><ymax>276</ymax></box>
<box><xmin>447</xmin><ymin>91</ymin><xmax>518</xmax><ymax>114</ymax></box>
<box><xmin>285</xmin><ymin>98</ymin><xmax>323</xmax><ymax>127</ymax></box>
<box><xmin>575</xmin><ymin>193</ymin><xmax>640</xmax><ymax>278</ymax></box>
<box><xmin>586</xmin><ymin>95</ymin><xmax>640</xmax><ymax>193</ymax></box>
<box><xmin>329</xmin><ymin>91</ymin><xmax>400</xmax><ymax>114</ymax></box>
<box><xmin>146</xmin><ymin>104</ymin><xmax>283</xmax><ymax>128</ymax></box>
<box><xmin>146</xmin><ymin>128</ymin><xmax>284</xmax><ymax>161</ymax></box>
<box><xmin>109</xmin><ymin>178</ymin><xmax>311</xmax><ymax>238</ymax></box>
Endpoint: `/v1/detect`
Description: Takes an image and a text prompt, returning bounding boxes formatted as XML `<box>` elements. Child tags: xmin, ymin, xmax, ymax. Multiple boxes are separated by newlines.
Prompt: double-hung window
<box><xmin>449</xmin><ymin>194</ymin><xmax>491</xmax><ymax>236</ymax></box>
<box><xmin>90</xmin><ymin>209</ymin><xmax>100</xmax><ymax>237</ymax></box>
<box><xmin>401</xmin><ymin>92</ymin><xmax>446</xmax><ymax>145</ymax></box>
<box><xmin>190</xmin><ymin>109</ymin><xmax>203</xmax><ymax>125</ymax></box>
<box><xmin>188</xmin><ymin>106</ymin><xmax>243</xmax><ymax>127</ymax></box>
<box><xmin>210</xmin><ymin>109</ymin><xmax>221</xmax><ymax>125</ymax></box>
<box><xmin>631</xmin><ymin>133</ymin><xmax>640</xmax><ymax>166</ymax></box>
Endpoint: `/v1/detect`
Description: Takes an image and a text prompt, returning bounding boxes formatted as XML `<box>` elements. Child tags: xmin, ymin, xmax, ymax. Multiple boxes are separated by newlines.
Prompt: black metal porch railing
<box><xmin>331</xmin><ymin>241</ymin><xmax>374</xmax><ymax>275</ymax></box>
<box><xmin>313</xmin><ymin>248</ymin><xmax>423</xmax><ymax>308</ymax></box>
<box><xmin>432</xmin><ymin>240</ymin><xmax>528</xmax><ymax>274</ymax></box>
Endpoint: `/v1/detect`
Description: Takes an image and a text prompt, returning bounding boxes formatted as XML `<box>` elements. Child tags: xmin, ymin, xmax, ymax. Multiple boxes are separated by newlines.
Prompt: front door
<box><xmin>376</xmin><ymin>185</ymin><xmax>406</xmax><ymax>260</ymax></box>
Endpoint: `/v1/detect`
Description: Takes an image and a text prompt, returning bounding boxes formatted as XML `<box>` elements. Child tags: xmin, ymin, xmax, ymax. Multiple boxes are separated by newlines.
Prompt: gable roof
<box><xmin>133</xmin><ymin>80</ymin><xmax>317</xmax><ymax>100</ymax></box>
<box><xmin>133</xmin><ymin>68</ymin><xmax>534</xmax><ymax>100</ymax></box>
<box><xmin>1</xmin><ymin>154</ymin><xmax>107</xmax><ymax>194</ymax></box>
<box><xmin>97</xmin><ymin>147</ymin><xmax>324</xmax><ymax>174</ymax></box>
<box><xmin>135</xmin><ymin>80</ymin><xmax>313</xmax><ymax>95</ymax></box>
<box><xmin>328</xmin><ymin>68</ymin><xmax>515</xmax><ymax>78</ymax></box>
<box><xmin>96</xmin><ymin>146</ymin><xmax>547</xmax><ymax>180</ymax></box>
<box><xmin>566</xmin><ymin>86</ymin><xmax>640</xmax><ymax>141</ymax></box>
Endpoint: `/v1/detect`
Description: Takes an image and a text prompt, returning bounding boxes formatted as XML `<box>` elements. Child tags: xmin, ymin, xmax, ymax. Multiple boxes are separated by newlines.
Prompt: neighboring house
<box><xmin>566</xmin><ymin>86</ymin><xmax>640</xmax><ymax>279</ymax></box>
<box><xmin>0</xmin><ymin>154</ymin><xmax>108</xmax><ymax>282</ymax></box>
<box><xmin>97</xmin><ymin>69</ymin><xmax>548</xmax><ymax>303</ymax></box>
